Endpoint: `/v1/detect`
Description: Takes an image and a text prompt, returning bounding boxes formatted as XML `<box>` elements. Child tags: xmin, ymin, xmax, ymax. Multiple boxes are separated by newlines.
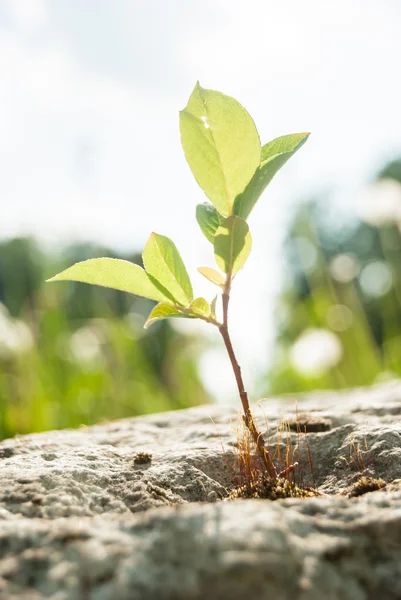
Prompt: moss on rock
<box><xmin>228</xmin><ymin>475</ymin><xmax>320</xmax><ymax>500</ymax></box>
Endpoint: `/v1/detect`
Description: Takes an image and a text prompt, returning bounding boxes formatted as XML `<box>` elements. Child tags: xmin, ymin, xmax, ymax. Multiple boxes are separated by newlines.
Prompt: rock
<box><xmin>0</xmin><ymin>381</ymin><xmax>400</xmax><ymax>598</ymax></box>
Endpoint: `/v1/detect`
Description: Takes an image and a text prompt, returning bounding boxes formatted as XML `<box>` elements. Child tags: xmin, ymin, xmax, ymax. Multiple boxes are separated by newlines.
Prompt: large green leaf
<box><xmin>142</xmin><ymin>233</ymin><xmax>193</xmax><ymax>307</ymax></box>
<box><xmin>46</xmin><ymin>258</ymin><xmax>173</xmax><ymax>303</ymax></box>
<box><xmin>196</xmin><ymin>203</ymin><xmax>224</xmax><ymax>243</ymax></box>
<box><xmin>144</xmin><ymin>303</ymin><xmax>193</xmax><ymax>329</ymax></box>
<box><xmin>233</xmin><ymin>132</ymin><xmax>310</xmax><ymax>220</ymax></box>
<box><xmin>214</xmin><ymin>216</ymin><xmax>252</xmax><ymax>276</ymax></box>
<box><xmin>180</xmin><ymin>82</ymin><xmax>261</xmax><ymax>217</ymax></box>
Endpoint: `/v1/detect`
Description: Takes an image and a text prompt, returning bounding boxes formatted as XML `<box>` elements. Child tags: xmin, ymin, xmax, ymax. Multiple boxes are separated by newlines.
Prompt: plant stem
<box><xmin>218</xmin><ymin>278</ymin><xmax>277</xmax><ymax>479</ymax></box>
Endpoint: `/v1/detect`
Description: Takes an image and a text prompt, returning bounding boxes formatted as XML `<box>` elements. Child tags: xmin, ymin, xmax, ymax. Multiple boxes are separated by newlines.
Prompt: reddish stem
<box><xmin>219</xmin><ymin>283</ymin><xmax>277</xmax><ymax>479</ymax></box>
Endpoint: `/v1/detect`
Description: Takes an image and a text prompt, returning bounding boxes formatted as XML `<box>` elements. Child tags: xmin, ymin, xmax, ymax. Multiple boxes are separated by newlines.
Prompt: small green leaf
<box><xmin>46</xmin><ymin>258</ymin><xmax>173</xmax><ymax>303</ymax></box>
<box><xmin>210</xmin><ymin>295</ymin><xmax>218</xmax><ymax>320</ymax></box>
<box><xmin>180</xmin><ymin>82</ymin><xmax>261</xmax><ymax>217</ymax></box>
<box><xmin>144</xmin><ymin>303</ymin><xmax>193</xmax><ymax>329</ymax></box>
<box><xmin>188</xmin><ymin>297</ymin><xmax>211</xmax><ymax>319</ymax></box>
<box><xmin>143</xmin><ymin>233</ymin><xmax>193</xmax><ymax>306</ymax></box>
<box><xmin>260</xmin><ymin>132</ymin><xmax>310</xmax><ymax>162</ymax></box>
<box><xmin>233</xmin><ymin>132</ymin><xmax>310</xmax><ymax>220</ymax></box>
<box><xmin>196</xmin><ymin>203</ymin><xmax>224</xmax><ymax>243</ymax></box>
<box><xmin>214</xmin><ymin>216</ymin><xmax>252</xmax><ymax>276</ymax></box>
<box><xmin>197</xmin><ymin>266</ymin><xmax>225</xmax><ymax>287</ymax></box>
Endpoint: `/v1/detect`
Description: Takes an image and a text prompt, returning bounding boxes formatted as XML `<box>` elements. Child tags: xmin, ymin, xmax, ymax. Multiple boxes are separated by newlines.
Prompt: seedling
<box><xmin>47</xmin><ymin>82</ymin><xmax>309</xmax><ymax>479</ymax></box>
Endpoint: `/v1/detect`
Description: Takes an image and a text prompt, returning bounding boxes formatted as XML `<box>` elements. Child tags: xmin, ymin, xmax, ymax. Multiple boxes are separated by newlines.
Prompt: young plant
<box><xmin>47</xmin><ymin>82</ymin><xmax>309</xmax><ymax>479</ymax></box>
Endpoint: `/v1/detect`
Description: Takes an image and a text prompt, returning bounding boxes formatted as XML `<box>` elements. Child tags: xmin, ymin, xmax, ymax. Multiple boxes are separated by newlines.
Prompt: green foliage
<box><xmin>48</xmin><ymin>84</ymin><xmax>307</xmax><ymax>333</ymax></box>
<box><xmin>196</xmin><ymin>203</ymin><xmax>223</xmax><ymax>243</ymax></box>
<box><xmin>0</xmin><ymin>237</ymin><xmax>43</xmax><ymax>317</ymax></box>
<box><xmin>0</xmin><ymin>239</ymin><xmax>209</xmax><ymax>441</ymax></box>
<box><xmin>197</xmin><ymin>266</ymin><xmax>225</xmax><ymax>288</ymax></box>
<box><xmin>47</xmin><ymin>258</ymin><xmax>174</xmax><ymax>303</ymax></box>
<box><xmin>188</xmin><ymin>297</ymin><xmax>212</xmax><ymax>319</ymax></box>
<box><xmin>233</xmin><ymin>133</ymin><xmax>310</xmax><ymax>220</ymax></box>
<box><xmin>214</xmin><ymin>216</ymin><xmax>252</xmax><ymax>276</ymax></box>
<box><xmin>143</xmin><ymin>233</ymin><xmax>193</xmax><ymax>306</ymax></box>
<box><xmin>265</xmin><ymin>169</ymin><xmax>401</xmax><ymax>395</ymax></box>
<box><xmin>210</xmin><ymin>296</ymin><xmax>218</xmax><ymax>320</ymax></box>
<box><xmin>180</xmin><ymin>82</ymin><xmax>261</xmax><ymax>217</ymax></box>
<box><xmin>144</xmin><ymin>302</ymin><xmax>192</xmax><ymax>329</ymax></box>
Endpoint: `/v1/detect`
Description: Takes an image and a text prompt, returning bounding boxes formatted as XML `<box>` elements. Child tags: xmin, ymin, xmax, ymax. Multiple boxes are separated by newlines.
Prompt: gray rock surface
<box><xmin>1</xmin><ymin>381</ymin><xmax>401</xmax><ymax>599</ymax></box>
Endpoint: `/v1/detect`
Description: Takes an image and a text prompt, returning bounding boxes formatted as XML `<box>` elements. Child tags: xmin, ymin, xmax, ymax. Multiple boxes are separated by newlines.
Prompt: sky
<box><xmin>1</xmin><ymin>0</ymin><xmax>401</xmax><ymax>401</ymax></box>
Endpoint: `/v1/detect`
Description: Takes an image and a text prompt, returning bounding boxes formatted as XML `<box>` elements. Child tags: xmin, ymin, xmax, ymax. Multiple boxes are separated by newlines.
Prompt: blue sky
<box><xmin>1</xmin><ymin>0</ymin><xmax>401</xmax><ymax>400</ymax></box>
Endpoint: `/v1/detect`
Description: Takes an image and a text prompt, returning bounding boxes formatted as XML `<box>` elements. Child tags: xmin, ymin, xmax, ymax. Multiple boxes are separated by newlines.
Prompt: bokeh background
<box><xmin>2</xmin><ymin>0</ymin><xmax>401</xmax><ymax>438</ymax></box>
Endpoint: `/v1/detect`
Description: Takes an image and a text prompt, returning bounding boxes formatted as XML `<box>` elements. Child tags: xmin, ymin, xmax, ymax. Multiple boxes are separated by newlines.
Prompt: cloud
<box><xmin>5</xmin><ymin>0</ymin><xmax>48</xmax><ymax>30</ymax></box>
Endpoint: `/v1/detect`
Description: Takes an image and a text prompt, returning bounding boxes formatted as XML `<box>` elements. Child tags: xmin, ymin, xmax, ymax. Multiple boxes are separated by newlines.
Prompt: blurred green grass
<box><xmin>3</xmin><ymin>158</ymin><xmax>401</xmax><ymax>439</ymax></box>
<box><xmin>265</xmin><ymin>159</ymin><xmax>401</xmax><ymax>395</ymax></box>
<box><xmin>0</xmin><ymin>238</ymin><xmax>209</xmax><ymax>440</ymax></box>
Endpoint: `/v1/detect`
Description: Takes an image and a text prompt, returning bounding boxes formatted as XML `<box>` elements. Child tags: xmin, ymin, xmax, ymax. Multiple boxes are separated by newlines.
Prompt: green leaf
<box><xmin>210</xmin><ymin>295</ymin><xmax>218</xmax><ymax>320</ymax></box>
<box><xmin>196</xmin><ymin>203</ymin><xmax>224</xmax><ymax>243</ymax></box>
<box><xmin>188</xmin><ymin>297</ymin><xmax>211</xmax><ymax>319</ymax></box>
<box><xmin>144</xmin><ymin>303</ymin><xmax>194</xmax><ymax>329</ymax></box>
<box><xmin>180</xmin><ymin>82</ymin><xmax>261</xmax><ymax>217</ymax></box>
<box><xmin>260</xmin><ymin>132</ymin><xmax>310</xmax><ymax>163</ymax></box>
<box><xmin>142</xmin><ymin>233</ymin><xmax>193</xmax><ymax>306</ymax></box>
<box><xmin>214</xmin><ymin>216</ymin><xmax>252</xmax><ymax>275</ymax></box>
<box><xmin>197</xmin><ymin>266</ymin><xmax>225</xmax><ymax>287</ymax></box>
<box><xmin>233</xmin><ymin>132</ymin><xmax>310</xmax><ymax>220</ymax></box>
<box><xmin>46</xmin><ymin>258</ymin><xmax>173</xmax><ymax>303</ymax></box>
